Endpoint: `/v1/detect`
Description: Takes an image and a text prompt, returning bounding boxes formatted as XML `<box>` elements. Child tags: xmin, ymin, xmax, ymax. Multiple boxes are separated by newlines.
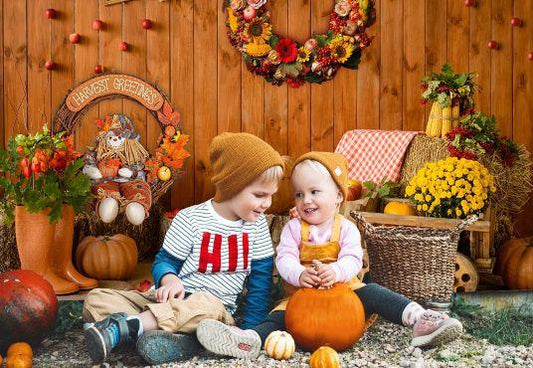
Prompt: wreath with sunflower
<box><xmin>224</xmin><ymin>0</ymin><xmax>376</xmax><ymax>87</ymax></box>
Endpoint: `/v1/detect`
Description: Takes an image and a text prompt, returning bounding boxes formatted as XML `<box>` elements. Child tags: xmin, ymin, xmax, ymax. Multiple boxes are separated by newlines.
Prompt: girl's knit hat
<box><xmin>210</xmin><ymin>132</ymin><xmax>284</xmax><ymax>201</ymax></box>
<box><xmin>293</xmin><ymin>151</ymin><xmax>349</xmax><ymax>201</ymax></box>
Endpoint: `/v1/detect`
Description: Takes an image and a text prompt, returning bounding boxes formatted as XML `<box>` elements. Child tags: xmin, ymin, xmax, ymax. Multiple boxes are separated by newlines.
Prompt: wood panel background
<box><xmin>2</xmin><ymin>0</ymin><xmax>532</xmax><ymax>235</ymax></box>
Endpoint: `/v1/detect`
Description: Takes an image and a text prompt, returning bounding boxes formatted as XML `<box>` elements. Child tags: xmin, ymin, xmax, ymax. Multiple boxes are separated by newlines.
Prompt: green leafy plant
<box><xmin>362</xmin><ymin>178</ymin><xmax>399</xmax><ymax>199</ymax></box>
<box><xmin>0</xmin><ymin>125</ymin><xmax>92</xmax><ymax>224</ymax></box>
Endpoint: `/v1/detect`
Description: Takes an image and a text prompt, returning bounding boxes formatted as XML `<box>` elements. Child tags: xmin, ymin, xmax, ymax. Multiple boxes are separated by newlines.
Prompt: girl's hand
<box><xmin>155</xmin><ymin>273</ymin><xmax>185</xmax><ymax>303</ymax></box>
<box><xmin>299</xmin><ymin>267</ymin><xmax>321</xmax><ymax>288</ymax></box>
<box><xmin>316</xmin><ymin>264</ymin><xmax>336</xmax><ymax>288</ymax></box>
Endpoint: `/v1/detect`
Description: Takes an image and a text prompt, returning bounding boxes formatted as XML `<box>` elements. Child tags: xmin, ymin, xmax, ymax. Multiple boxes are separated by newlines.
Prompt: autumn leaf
<box><xmin>157</xmin><ymin>100</ymin><xmax>181</xmax><ymax>126</ymax></box>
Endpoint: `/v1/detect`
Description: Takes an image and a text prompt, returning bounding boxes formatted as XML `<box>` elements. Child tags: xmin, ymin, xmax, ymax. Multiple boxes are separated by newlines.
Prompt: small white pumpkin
<box><xmin>264</xmin><ymin>330</ymin><xmax>295</xmax><ymax>360</ymax></box>
<box><xmin>125</xmin><ymin>202</ymin><xmax>146</xmax><ymax>226</ymax></box>
<box><xmin>118</xmin><ymin>167</ymin><xmax>133</xmax><ymax>178</ymax></box>
<box><xmin>98</xmin><ymin>197</ymin><xmax>119</xmax><ymax>223</ymax></box>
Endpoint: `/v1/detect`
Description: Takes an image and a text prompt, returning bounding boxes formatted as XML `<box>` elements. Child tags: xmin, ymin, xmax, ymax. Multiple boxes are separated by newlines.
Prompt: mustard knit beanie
<box><xmin>293</xmin><ymin>151</ymin><xmax>349</xmax><ymax>201</ymax></box>
<box><xmin>210</xmin><ymin>132</ymin><xmax>285</xmax><ymax>201</ymax></box>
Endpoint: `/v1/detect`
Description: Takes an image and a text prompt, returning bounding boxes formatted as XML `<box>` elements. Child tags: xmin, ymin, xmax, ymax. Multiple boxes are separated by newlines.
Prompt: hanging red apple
<box><xmin>487</xmin><ymin>41</ymin><xmax>499</xmax><ymax>50</ymax></box>
<box><xmin>45</xmin><ymin>8</ymin><xmax>57</xmax><ymax>19</ymax></box>
<box><xmin>510</xmin><ymin>17</ymin><xmax>522</xmax><ymax>27</ymax></box>
<box><xmin>141</xmin><ymin>19</ymin><xmax>153</xmax><ymax>30</ymax></box>
<box><xmin>45</xmin><ymin>60</ymin><xmax>56</xmax><ymax>71</ymax></box>
<box><xmin>94</xmin><ymin>64</ymin><xmax>104</xmax><ymax>74</ymax></box>
<box><xmin>119</xmin><ymin>41</ymin><xmax>129</xmax><ymax>51</ymax></box>
<box><xmin>92</xmin><ymin>19</ymin><xmax>104</xmax><ymax>31</ymax></box>
<box><xmin>464</xmin><ymin>0</ymin><xmax>476</xmax><ymax>7</ymax></box>
<box><xmin>69</xmin><ymin>33</ymin><xmax>81</xmax><ymax>44</ymax></box>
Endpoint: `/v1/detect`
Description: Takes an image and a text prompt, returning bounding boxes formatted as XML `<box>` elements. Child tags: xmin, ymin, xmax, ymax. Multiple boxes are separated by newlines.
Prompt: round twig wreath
<box><xmin>224</xmin><ymin>0</ymin><xmax>376</xmax><ymax>87</ymax></box>
<box><xmin>53</xmin><ymin>73</ymin><xmax>190</xmax><ymax>203</ymax></box>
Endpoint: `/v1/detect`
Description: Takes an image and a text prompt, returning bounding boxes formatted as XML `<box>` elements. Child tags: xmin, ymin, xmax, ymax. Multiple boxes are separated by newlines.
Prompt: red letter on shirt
<box><xmin>198</xmin><ymin>232</ymin><xmax>222</xmax><ymax>273</ymax></box>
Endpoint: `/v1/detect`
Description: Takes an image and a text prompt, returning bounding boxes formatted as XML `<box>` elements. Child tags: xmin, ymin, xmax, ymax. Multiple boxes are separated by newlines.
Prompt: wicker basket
<box><xmin>351</xmin><ymin>212</ymin><xmax>477</xmax><ymax>304</ymax></box>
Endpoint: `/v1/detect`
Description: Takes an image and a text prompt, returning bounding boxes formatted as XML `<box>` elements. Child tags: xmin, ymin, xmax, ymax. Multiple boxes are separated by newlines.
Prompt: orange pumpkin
<box><xmin>5</xmin><ymin>354</ymin><xmax>32</xmax><ymax>368</ymax></box>
<box><xmin>97</xmin><ymin>158</ymin><xmax>121</xmax><ymax>178</ymax></box>
<box><xmin>495</xmin><ymin>237</ymin><xmax>533</xmax><ymax>290</ymax></box>
<box><xmin>267</xmin><ymin>156</ymin><xmax>294</xmax><ymax>215</ymax></box>
<box><xmin>285</xmin><ymin>283</ymin><xmax>366</xmax><ymax>351</ymax></box>
<box><xmin>384</xmin><ymin>201</ymin><xmax>416</xmax><ymax>216</ymax></box>
<box><xmin>7</xmin><ymin>342</ymin><xmax>32</xmax><ymax>359</ymax></box>
<box><xmin>310</xmin><ymin>346</ymin><xmax>340</xmax><ymax>368</ymax></box>
<box><xmin>75</xmin><ymin>235</ymin><xmax>138</xmax><ymax>280</ymax></box>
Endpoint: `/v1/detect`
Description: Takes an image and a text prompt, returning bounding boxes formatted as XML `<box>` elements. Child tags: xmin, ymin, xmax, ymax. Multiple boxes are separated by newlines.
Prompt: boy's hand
<box><xmin>299</xmin><ymin>267</ymin><xmax>321</xmax><ymax>288</ymax></box>
<box><xmin>316</xmin><ymin>264</ymin><xmax>336</xmax><ymax>288</ymax></box>
<box><xmin>156</xmin><ymin>273</ymin><xmax>185</xmax><ymax>303</ymax></box>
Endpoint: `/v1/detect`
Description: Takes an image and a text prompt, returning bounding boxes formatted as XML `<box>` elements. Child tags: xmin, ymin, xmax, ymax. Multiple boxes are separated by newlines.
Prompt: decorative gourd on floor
<box><xmin>285</xmin><ymin>283</ymin><xmax>366</xmax><ymax>351</ymax></box>
<box><xmin>75</xmin><ymin>234</ymin><xmax>138</xmax><ymax>280</ymax></box>
<box><xmin>264</xmin><ymin>331</ymin><xmax>295</xmax><ymax>360</ymax></box>
<box><xmin>495</xmin><ymin>236</ymin><xmax>533</xmax><ymax>290</ymax></box>
<box><xmin>5</xmin><ymin>342</ymin><xmax>33</xmax><ymax>368</ymax></box>
<box><xmin>0</xmin><ymin>270</ymin><xmax>58</xmax><ymax>353</ymax></box>
<box><xmin>309</xmin><ymin>346</ymin><xmax>340</xmax><ymax>368</ymax></box>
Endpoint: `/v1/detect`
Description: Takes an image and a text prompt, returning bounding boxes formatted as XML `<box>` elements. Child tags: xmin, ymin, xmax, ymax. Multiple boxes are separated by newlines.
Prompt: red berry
<box><xmin>528</xmin><ymin>52</ymin><xmax>533</xmax><ymax>61</ymax></box>
<box><xmin>16</xmin><ymin>146</ymin><xmax>24</xmax><ymax>155</ymax></box>
<box><xmin>31</xmin><ymin>162</ymin><xmax>41</xmax><ymax>174</ymax></box>
<box><xmin>45</xmin><ymin>60</ymin><xmax>56</xmax><ymax>71</ymax></box>
<box><xmin>119</xmin><ymin>41</ymin><xmax>129</xmax><ymax>51</ymax></box>
<box><xmin>69</xmin><ymin>33</ymin><xmax>81</xmax><ymax>44</ymax></box>
<box><xmin>45</xmin><ymin>8</ymin><xmax>56</xmax><ymax>19</ymax></box>
<box><xmin>20</xmin><ymin>157</ymin><xmax>29</xmax><ymax>168</ymax></box>
<box><xmin>464</xmin><ymin>0</ymin><xmax>476</xmax><ymax>7</ymax></box>
<box><xmin>141</xmin><ymin>19</ymin><xmax>153</xmax><ymax>30</ymax></box>
<box><xmin>23</xmin><ymin>167</ymin><xmax>31</xmax><ymax>179</ymax></box>
<box><xmin>511</xmin><ymin>17</ymin><xmax>522</xmax><ymax>27</ymax></box>
<box><xmin>487</xmin><ymin>40</ymin><xmax>499</xmax><ymax>50</ymax></box>
<box><xmin>92</xmin><ymin>19</ymin><xmax>104</xmax><ymax>31</ymax></box>
<box><xmin>94</xmin><ymin>64</ymin><xmax>104</xmax><ymax>74</ymax></box>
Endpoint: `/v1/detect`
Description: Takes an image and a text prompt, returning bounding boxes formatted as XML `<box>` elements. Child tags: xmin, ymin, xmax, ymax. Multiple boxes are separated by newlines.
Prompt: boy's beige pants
<box><xmin>82</xmin><ymin>288</ymin><xmax>235</xmax><ymax>333</ymax></box>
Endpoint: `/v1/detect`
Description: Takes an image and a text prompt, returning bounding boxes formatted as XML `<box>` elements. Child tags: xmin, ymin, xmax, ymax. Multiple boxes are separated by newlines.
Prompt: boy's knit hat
<box><xmin>210</xmin><ymin>132</ymin><xmax>284</xmax><ymax>201</ymax></box>
<box><xmin>293</xmin><ymin>152</ymin><xmax>349</xmax><ymax>201</ymax></box>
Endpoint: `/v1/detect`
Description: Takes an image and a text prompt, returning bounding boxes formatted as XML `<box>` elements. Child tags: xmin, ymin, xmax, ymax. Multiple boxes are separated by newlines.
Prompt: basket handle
<box><xmin>350</xmin><ymin>211</ymin><xmax>375</xmax><ymax>234</ymax></box>
<box><xmin>453</xmin><ymin>215</ymin><xmax>478</xmax><ymax>233</ymax></box>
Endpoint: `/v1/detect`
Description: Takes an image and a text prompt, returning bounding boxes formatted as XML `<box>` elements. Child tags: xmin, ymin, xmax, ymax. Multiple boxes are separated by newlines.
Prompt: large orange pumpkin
<box><xmin>75</xmin><ymin>234</ymin><xmax>138</xmax><ymax>280</ymax></box>
<box><xmin>309</xmin><ymin>346</ymin><xmax>340</xmax><ymax>368</ymax></box>
<box><xmin>285</xmin><ymin>283</ymin><xmax>366</xmax><ymax>351</ymax></box>
<box><xmin>495</xmin><ymin>237</ymin><xmax>533</xmax><ymax>290</ymax></box>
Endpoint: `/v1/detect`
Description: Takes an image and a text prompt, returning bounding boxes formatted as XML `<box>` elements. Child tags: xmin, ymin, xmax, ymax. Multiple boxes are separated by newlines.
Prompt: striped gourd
<box><xmin>264</xmin><ymin>331</ymin><xmax>295</xmax><ymax>360</ymax></box>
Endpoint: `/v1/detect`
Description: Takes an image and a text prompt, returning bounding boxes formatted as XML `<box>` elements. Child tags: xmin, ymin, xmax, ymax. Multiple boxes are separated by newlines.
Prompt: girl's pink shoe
<box><xmin>411</xmin><ymin>310</ymin><xmax>463</xmax><ymax>347</ymax></box>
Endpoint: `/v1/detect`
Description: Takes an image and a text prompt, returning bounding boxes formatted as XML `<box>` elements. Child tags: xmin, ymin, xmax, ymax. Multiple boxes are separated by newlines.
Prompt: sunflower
<box><xmin>244</xmin><ymin>17</ymin><xmax>272</xmax><ymax>44</ymax></box>
<box><xmin>296</xmin><ymin>47</ymin><xmax>311</xmax><ymax>63</ymax></box>
<box><xmin>329</xmin><ymin>36</ymin><xmax>355</xmax><ymax>63</ymax></box>
<box><xmin>246</xmin><ymin>42</ymin><xmax>272</xmax><ymax>57</ymax></box>
<box><xmin>227</xmin><ymin>7</ymin><xmax>239</xmax><ymax>33</ymax></box>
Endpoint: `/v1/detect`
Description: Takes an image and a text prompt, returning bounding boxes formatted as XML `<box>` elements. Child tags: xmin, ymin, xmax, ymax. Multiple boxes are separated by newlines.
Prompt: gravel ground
<box><xmin>33</xmin><ymin>319</ymin><xmax>532</xmax><ymax>368</ymax></box>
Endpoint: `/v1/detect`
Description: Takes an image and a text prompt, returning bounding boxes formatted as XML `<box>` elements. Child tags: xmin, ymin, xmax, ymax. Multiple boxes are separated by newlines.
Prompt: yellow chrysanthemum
<box><xmin>245</xmin><ymin>42</ymin><xmax>272</xmax><ymax>57</ymax></box>
<box><xmin>329</xmin><ymin>36</ymin><xmax>355</xmax><ymax>63</ymax></box>
<box><xmin>244</xmin><ymin>17</ymin><xmax>272</xmax><ymax>44</ymax></box>
<box><xmin>296</xmin><ymin>47</ymin><xmax>311</xmax><ymax>63</ymax></box>
<box><xmin>227</xmin><ymin>7</ymin><xmax>239</xmax><ymax>33</ymax></box>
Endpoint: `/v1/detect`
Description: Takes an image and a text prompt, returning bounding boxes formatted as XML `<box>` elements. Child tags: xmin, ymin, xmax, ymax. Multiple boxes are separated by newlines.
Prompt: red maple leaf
<box><xmin>157</xmin><ymin>100</ymin><xmax>181</xmax><ymax>127</ymax></box>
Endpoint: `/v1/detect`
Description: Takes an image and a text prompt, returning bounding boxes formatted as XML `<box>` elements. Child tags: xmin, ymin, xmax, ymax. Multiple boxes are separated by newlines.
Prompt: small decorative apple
<box><xmin>141</xmin><ymin>19</ymin><xmax>153</xmax><ymax>30</ymax></box>
<box><xmin>157</xmin><ymin>166</ymin><xmax>172</xmax><ymax>181</ymax></box>
<box><xmin>92</xmin><ymin>19</ymin><xmax>104</xmax><ymax>31</ymax></box>
<box><xmin>94</xmin><ymin>64</ymin><xmax>104</xmax><ymax>74</ymax></box>
<box><xmin>510</xmin><ymin>17</ymin><xmax>522</xmax><ymax>27</ymax></box>
<box><xmin>119</xmin><ymin>41</ymin><xmax>129</xmax><ymax>51</ymax></box>
<box><xmin>45</xmin><ymin>8</ymin><xmax>57</xmax><ymax>19</ymax></box>
<box><xmin>44</xmin><ymin>60</ymin><xmax>56</xmax><ymax>71</ymax></box>
<box><xmin>528</xmin><ymin>52</ymin><xmax>533</xmax><ymax>61</ymax></box>
<box><xmin>487</xmin><ymin>40</ymin><xmax>499</xmax><ymax>50</ymax></box>
<box><xmin>346</xmin><ymin>179</ymin><xmax>363</xmax><ymax>201</ymax></box>
<box><xmin>243</xmin><ymin>6</ymin><xmax>257</xmax><ymax>21</ymax></box>
<box><xmin>69</xmin><ymin>33</ymin><xmax>81</xmax><ymax>44</ymax></box>
<box><xmin>464</xmin><ymin>0</ymin><xmax>476</xmax><ymax>7</ymax></box>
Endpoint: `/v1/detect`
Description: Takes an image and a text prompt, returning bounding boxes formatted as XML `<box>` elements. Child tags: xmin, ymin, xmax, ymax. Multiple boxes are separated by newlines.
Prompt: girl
<box><xmin>196</xmin><ymin>151</ymin><xmax>463</xmax><ymax>359</ymax></box>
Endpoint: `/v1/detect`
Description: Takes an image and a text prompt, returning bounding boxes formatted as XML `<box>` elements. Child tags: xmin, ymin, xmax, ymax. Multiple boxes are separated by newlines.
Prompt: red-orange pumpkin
<box><xmin>285</xmin><ymin>283</ymin><xmax>366</xmax><ymax>351</ymax></box>
<box><xmin>0</xmin><ymin>270</ymin><xmax>58</xmax><ymax>353</ymax></box>
<box><xmin>76</xmin><ymin>234</ymin><xmax>138</xmax><ymax>280</ymax></box>
<box><xmin>495</xmin><ymin>237</ymin><xmax>533</xmax><ymax>290</ymax></box>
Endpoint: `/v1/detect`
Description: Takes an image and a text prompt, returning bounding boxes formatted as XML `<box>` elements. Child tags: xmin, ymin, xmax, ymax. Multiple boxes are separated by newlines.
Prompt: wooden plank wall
<box><xmin>2</xmin><ymin>0</ymin><xmax>532</xmax><ymax>235</ymax></box>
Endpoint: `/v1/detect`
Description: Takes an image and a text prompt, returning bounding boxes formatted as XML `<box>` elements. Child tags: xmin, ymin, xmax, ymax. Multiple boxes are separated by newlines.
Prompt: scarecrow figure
<box><xmin>83</xmin><ymin>114</ymin><xmax>152</xmax><ymax>225</ymax></box>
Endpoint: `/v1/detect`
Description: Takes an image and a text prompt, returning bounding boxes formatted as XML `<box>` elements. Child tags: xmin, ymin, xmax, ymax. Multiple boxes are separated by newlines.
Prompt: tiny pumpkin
<box><xmin>5</xmin><ymin>353</ymin><xmax>32</xmax><ymax>368</ymax></box>
<box><xmin>264</xmin><ymin>330</ymin><xmax>295</xmax><ymax>360</ymax></box>
<box><xmin>495</xmin><ymin>236</ymin><xmax>533</xmax><ymax>290</ymax></box>
<box><xmin>310</xmin><ymin>346</ymin><xmax>340</xmax><ymax>368</ymax></box>
<box><xmin>75</xmin><ymin>234</ymin><xmax>138</xmax><ymax>280</ymax></box>
<box><xmin>7</xmin><ymin>342</ymin><xmax>33</xmax><ymax>359</ymax></box>
<box><xmin>384</xmin><ymin>201</ymin><xmax>416</xmax><ymax>216</ymax></box>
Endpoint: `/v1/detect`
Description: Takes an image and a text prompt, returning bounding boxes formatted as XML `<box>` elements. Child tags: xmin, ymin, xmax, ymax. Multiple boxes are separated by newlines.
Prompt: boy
<box><xmin>82</xmin><ymin>132</ymin><xmax>284</xmax><ymax>365</ymax></box>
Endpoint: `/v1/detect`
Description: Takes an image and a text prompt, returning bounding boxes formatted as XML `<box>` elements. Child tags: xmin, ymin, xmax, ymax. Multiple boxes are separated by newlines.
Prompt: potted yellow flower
<box><xmin>405</xmin><ymin>157</ymin><xmax>496</xmax><ymax>219</ymax></box>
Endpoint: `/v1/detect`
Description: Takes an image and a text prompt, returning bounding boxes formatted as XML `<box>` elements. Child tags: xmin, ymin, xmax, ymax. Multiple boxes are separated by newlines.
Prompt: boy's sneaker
<box><xmin>196</xmin><ymin>319</ymin><xmax>261</xmax><ymax>359</ymax></box>
<box><xmin>137</xmin><ymin>330</ymin><xmax>204</xmax><ymax>365</ymax></box>
<box><xmin>84</xmin><ymin>312</ymin><xmax>136</xmax><ymax>364</ymax></box>
<box><xmin>411</xmin><ymin>310</ymin><xmax>463</xmax><ymax>347</ymax></box>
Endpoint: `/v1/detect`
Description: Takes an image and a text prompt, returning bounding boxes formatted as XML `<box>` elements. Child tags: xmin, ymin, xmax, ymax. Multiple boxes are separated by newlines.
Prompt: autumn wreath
<box><xmin>224</xmin><ymin>0</ymin><xmax>376</xmax><ymax>87</ymax></box>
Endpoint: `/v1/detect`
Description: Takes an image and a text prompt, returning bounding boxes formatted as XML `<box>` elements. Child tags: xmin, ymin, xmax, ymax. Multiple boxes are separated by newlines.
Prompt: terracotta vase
<box><xmin>14</xmin><ymin>206</ymin><xmax>79</xmax><ymax>295</ymax></box>
<box><xmin>52</xmin><ymin>205</ymin><xmax>98</xmax><ymax>290</ymax></box>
